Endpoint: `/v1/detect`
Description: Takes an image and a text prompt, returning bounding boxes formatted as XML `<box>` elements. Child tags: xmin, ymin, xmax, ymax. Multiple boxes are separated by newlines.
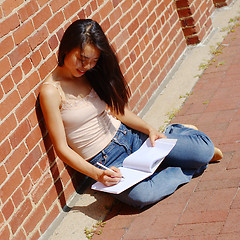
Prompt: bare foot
<box><xmin>182</xmin><ymin>124</ymin><xmax>198</xmax><ymax>130</ymax></box>
<box><xmin>210</xmin><ymin>147</ymin><xmax>223</xmax><ymax>163</ymax></box>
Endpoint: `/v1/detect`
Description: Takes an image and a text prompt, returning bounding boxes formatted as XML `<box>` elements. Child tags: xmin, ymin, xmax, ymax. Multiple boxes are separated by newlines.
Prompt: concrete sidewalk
<box><xmin>41</xmin><ymin>1</ymin><xmax>240</xmax><ymax>239</ymax></box>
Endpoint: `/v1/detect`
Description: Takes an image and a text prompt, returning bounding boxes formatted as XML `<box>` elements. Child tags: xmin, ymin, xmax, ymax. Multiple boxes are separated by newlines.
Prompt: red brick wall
<box><xmin>0</xmin><ymin>0</ymin><xmax>220</xmax><ymax>239</ymax></box>
<box><xmin>176</xmin><ymin>0</ymin><xmax>215</xmax><ymax>45</ymax></box>
<box><xmin>213</xmin><ymin>0</ymin><xmax>233</xmax><ymax>8</ymax></box>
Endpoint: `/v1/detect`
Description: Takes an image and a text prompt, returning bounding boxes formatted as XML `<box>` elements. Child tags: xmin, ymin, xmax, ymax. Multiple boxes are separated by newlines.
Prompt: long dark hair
<box><xmin>58</xmin><ymin>19</ymin><xmax>130</xmax><ymax>114</ymax></box>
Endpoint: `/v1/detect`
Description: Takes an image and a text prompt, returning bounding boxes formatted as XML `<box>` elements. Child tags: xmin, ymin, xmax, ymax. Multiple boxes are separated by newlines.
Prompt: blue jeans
<box><xmin>89</xmin><ymin>123</ymin><xmax>215</xmax><ymax>208</ymax></box>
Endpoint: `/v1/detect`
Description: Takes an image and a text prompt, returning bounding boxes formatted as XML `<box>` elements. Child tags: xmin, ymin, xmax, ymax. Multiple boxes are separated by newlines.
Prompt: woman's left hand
<box><xmin>149</xmin><ymin>128</ymin><xmax>166</xmax><ymax>147</ymax></box>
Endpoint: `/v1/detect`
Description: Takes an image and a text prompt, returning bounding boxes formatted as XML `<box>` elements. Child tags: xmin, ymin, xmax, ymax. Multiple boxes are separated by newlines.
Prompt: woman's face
<box><xmin>63</xmin><ymin>44</ymin><xmax>100</xmax><ymax>78</ymax></box>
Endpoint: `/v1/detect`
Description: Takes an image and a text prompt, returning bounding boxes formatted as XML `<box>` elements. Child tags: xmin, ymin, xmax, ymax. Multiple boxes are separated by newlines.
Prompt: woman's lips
<box><xmin>77</xmin><ymin>69</ymin><xmax>86</xmax><ymax>74</ymax></box>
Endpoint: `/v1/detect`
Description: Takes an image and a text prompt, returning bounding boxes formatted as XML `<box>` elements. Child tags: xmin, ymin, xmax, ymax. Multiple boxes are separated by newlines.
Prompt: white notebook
<box><xmin>91</xmin><ymin>138</ymin><xmax>177</xmax><ymax>194</ymax></box>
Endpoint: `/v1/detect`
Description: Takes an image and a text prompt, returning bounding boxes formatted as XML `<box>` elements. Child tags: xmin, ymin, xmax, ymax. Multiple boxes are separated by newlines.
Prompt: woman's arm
<box><xmin>113</xmin><ymin>107</ymin><xmax>166</xmax><ymax>146</ymax></box>
<box><xmin>39</xmin><ymin>84</ymin><xmax>122</xmax><ymax>186</ymax></box>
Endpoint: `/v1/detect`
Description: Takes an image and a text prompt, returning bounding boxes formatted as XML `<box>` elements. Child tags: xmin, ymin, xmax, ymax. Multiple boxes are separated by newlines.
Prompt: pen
<box><xmin>96</xmin><ymin>162</ymin><xmax>125</xmax><ymax>179</ymax></box>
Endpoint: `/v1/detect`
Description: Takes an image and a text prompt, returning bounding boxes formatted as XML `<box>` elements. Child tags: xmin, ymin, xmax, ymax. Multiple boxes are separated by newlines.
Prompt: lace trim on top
<box><xmin>42</xmin><ymin>82</ymin><xmax>97</xmax><ymax>110</ymax></box>
<box><xmin>61</xmin><ymin>88</ymin><xmax>97</xmax><ymax>110</ymax></box>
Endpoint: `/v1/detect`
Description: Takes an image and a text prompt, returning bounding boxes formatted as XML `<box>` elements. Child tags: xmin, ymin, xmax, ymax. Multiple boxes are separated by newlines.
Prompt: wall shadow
<box><xmin>36</xmin><ymin>97</ymin><xmax>87</xmax><ymax>209</ymax></box>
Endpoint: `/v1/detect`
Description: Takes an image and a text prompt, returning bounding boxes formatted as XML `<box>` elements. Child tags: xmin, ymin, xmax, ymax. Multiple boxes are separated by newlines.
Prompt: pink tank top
<box><xmin>42</xmin><ymin>82</ymin><xmax>121</xmax><ymax>160</ymax></box>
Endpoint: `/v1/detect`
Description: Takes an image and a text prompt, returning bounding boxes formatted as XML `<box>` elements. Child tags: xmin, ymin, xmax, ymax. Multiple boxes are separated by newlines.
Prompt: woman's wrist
<box><xmin>94</xmin><ymin>167</ymin><xmax>104</xmax><ymax>182</ymax></box>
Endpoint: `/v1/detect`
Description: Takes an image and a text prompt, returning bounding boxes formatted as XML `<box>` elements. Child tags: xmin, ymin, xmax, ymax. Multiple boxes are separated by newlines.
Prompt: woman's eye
<box><xmin>79</xmin><ymin>58</ymin><xmax>86</xmax><ymax>63</ymax></box>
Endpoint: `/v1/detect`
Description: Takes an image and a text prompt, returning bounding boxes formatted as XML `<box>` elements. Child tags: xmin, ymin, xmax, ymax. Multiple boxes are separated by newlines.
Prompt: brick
<box><xmin>1</xmin><ymin>75</ymin><xmax>14</xmax><ymax>94</ymax></box>
<box><xmin>84</xmin><ymin>4</ymin><xmax>91</xmax><ymax>18</ymax></box>
<box><xmin>9</xmin><ymin>198</ymin><xmax>33</xmax><ymax>234</ymax></box>
<box><xmin>0</xmin><ymin>36</ymin><xmax>14</xmax><ymax>59</ymax></box>
<box><xmin>181</xmin><ymin>17</ymin><xmax>195</xmax><ymax>28</ymax></box>
<box><xmin>25</xmin><ymin>125</ymin><xmax>42</xmax><ymax>151</ymax></box>
<box><xmin>0</xmin><ymin>225</ymin><xmax>11</xmax><ymax>240</ymax></box>
<box><xmin>40</xmin><ymin>204</ymin><xmax>60</xmax><ymax>234</ymax></box>
<box><xmin>9</xmin><ymin>119</ymin><xmax>31</xmax><ymax>149</ymax></box>
<box><xmin>77</xmin><ymin>9</ymin><xmax>86</xmax><ymax>19</ymax></box>
<box><xmin>0</xmin><ymin>211</ymin><xmax>5</xmax><ymax>229</ymax></box>
<box><xmin>31</xmin><ymin>173</ymin><xmax>53</xmax><ymax>204</ymax></box>
<box><xmin>121</xmin><ymin>0</ymin><xmax>133</xmax><ymax>12</ymax></box>
<box><xmin>0</xmin><ymin>90</ymin><xmax>20</xmax><ymax>122</ymax></box>
<box><xmin>38</xmin><ymin>154</ymin><xmax>51</xmax><ymax>173</ymax></box>
<box><xmin>0</xmin><ymin>139</ymin><xmax>11</xmax><ymax>163</ymax></box>
<box><xmin>9</xmin><ymin>41</ymin><xmax>31</xmax><ymax>67</ymax></box>
<box><xmin>0</xmin><ymin>84</ymin><xmax>4</xmax><ymax>100</ymax></box>
<box><xmin>0</xmin><ymin>165</ymin><xmax>8</xmax><ymax>186</ymax></box>
<box><xmin>126</xmin><ymin>33</ymin><xmax>138</xmax><ymax>52</ymax></box>
<box><xmin>17</xmin><ymin>71</ymin><xmax>40</xmax><ymax>99</ymax></box>
<box><xmin>0</xmin><ymin>57</ymin><xmax>11</xmax><ymax>80</ymax></box>
<box><xmin>20</xmin><ymin>176</ymin><xmax>33</xmax><ymax>197</ymax></box>
<box><xmin>20</xmin><ymin>145</ymin><xmax>42</xmax><ymax>177</ymax></box>
<box><xmin>90</xmin><ymin>0</ymin><xmax>98</xmax><ymax>12</ymax></box>
<box><xmin>38</xmin><ymin>54</ymin><xmax>57</xmax><ymax>80</ymax></box>
<box><xmin>18</xmin><ymin>0</ymin><xmax>39</xmax><ymax>22</ymax></box>
<box><xmin>27</xmin><ymin>104</ymin><xmax>42</xmax><ymax>128</ymax></box>
<box><xmin>133</xmin><ymin>56</ymin><xmax>144</xmax><ymax>74</ymax></box>
<box><xmin>63</xmin><ymin>0</ymin><xmax>80</xmax><ymax>20</ymax></box>
<box><xmin>32</xmin><ymin>5</ymin><xmax>52</xmax><ymax>30</ymax></box>
<box><xmin>2</xmin><ymin>0</ymin><xmax>24</xmax><ymax>17</ymax></box>
<box><xmin>99</xmin><ymin>0</ymin><xmax>113</xmax><ymax>20</ymax></box>
<box><xmin>176</xmin><ymin>0</ymin><xmax>189</xmax><ymax>8</ymax></box>
<box><xmin>47</xmin><ymin>11</ymin><xmax>65</xmax><ymax>34</ymax></box>
<box><xmin>13</xmin><ymin>20</ymin><xmax>34</xmax><ymax>45</ymax></box>
<box><xmin>96</xmin><ymin>0</ymin><xmax>104</xmax><ymax>7</ymax></box>
<box><xmin>172</xmin><ymin>222</ymin><xmax>223</xmax><ymax>237</ymax></box>
<box><xmin>37</xmin><ymin>0</ymin><xmax>49</xmax><ymax>7</ymax></box>
<box><xmin>30</xmin><ymin>50</ymin><xmax>42</xmax><ymax>68</ymax></box>
<box><xmin>0</xmin><ymin>13</ymin><xmax>20</xmax><ymax>38</ymax></box>
<box><xmin>29</xmin><ymin>26</ymin><xmax>49</xmax><ymax>50</ymax></box>
<box><xmin>61</xmin><ymin>179</ymin><xmax>76</xmax><ymax>201</ymax></box>
<box><xmin>29</xmin><ymin>230</ymin><xmax>40</xmax><ymax>240</ymax></box>
<box><xmin>56</xmin><ymin>27</ymin><xmax>64</xmax><ymax>42</ymax></box>
<box><xmin>23</xmin><ymin>203</ymin><xmax>45</xmax><ymax>235</ymax></box>
<box><xmin>109</xmin><ymin>7</ymin><xmax>122</xmax><ymax>23</ymax></box>
<box><xmin>147</xmin><ymin>11</ymin><xmax>157</xmax><ymax>29</ymax></box>
<box><xmin>49</xmin><ymin>0</ymin><xmax>68</xmax><ymax>13</ymax></box>
<box><xmin>177</xmin><ymin>8</ymin><xmax>192</xmax><ymax>18</ymax></box>
<box><xmin>29</xmin><ymin>164</ymin><xmax>42</xmax><ymax>184</ymax></box>
<box><xmin>48</xmin><ymin>34</ymin><xmax>59</xmax><ymax>51</ymax></box>
<box><xmin>112</xmin><ymin>0</ymin><xmax>120</xmax><ymax>8</ymax></box>
<box><xmin>12</xmin><ymin>229</ymin><xmax>26</xmax><ymax>240</ymax></box>
<box><xmin>128</xmin><ymin>89</ymin><xmax>141</xmax><ymax>110</ymax></box>
<box><xmin>101</xmin><ymin>17</ymin><xmax>111</xmax><ymax>34</ymax></box>
<box><xmin>0</xmin><ymin>168</ymin><xmax>23</xmax><ymax>203</ymax></box>
<box><xmin>12</xmin><ymin>187</ymin><xmax>25</xmax><ymax>209</ymax></box>
<box><xmin>40</xmin><ymin>42</ymin><xmax>51</xmax><ymax>59</ymax></box>
<box><xmin>107</xmin><ymin>23</ymin><xmax>121</xmax><ymax>41</ymax></box>
<box><xmin>128</xmin><ymin>19</ymin><xmax>139</xmax><ymax>35</ymax></box>
<box><xmin>222</xmin><ymin>209</ymin><xmax>240</xmax><ymax>233</ymax></box>
<box><xmin>11</xmin><ymin>66</ymin><xmax>23</xmax><ymax>85</ymax></box>
<box><xmin>5</xmin><ymin>143</ymin><xmax>28</xmax><ymax>174</ymax></box>
<box><xmin>120</xmin><ymin>11</ymin><xmax>131</xmax><ymax>29</ymax></box>
<box><xmin>115</xmin><ymin>29</ymin><xmax>130</xmax><ymax>49</ymax></box>
<box><xmin>22</xmin><ymin>58</ymin><xmax>33</xmax><ymax>75</ymax></box>
<box><xmin>179</xmin><ymin>210</ymin><xmax>228</xmax><ymax>224</ymax></box>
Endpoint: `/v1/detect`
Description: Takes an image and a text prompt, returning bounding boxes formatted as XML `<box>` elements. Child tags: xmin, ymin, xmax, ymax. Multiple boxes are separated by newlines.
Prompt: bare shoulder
<box><xmin>40</xmin><ymin>83</ymin><xmax>61</xmax><ymax>111</ymax></box>
<box><xmin>40</xmin><ymin>74</ymin><xmax>60</xmax><ymax>99</ymax></box>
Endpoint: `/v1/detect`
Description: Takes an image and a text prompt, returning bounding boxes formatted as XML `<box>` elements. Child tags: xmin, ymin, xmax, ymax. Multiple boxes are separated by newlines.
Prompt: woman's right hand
<box><xmin>98</xmin><ymin>166</ymin><xmax>122</xmax><ymax>186</ymax></box>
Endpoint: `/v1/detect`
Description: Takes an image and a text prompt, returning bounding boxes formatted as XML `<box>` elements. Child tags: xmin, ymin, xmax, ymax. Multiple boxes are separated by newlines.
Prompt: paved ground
<box><xmin>92</xmin><ymin>14</ymin><xmax>240</xmax><ymax>240</ymax></box>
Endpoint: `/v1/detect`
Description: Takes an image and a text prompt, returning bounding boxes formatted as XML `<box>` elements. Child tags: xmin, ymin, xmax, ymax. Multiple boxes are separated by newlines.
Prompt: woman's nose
<box><xmin>83</xmin><ymin>62</ymin><xmax>92</xmax><ymax>70</ymax></box>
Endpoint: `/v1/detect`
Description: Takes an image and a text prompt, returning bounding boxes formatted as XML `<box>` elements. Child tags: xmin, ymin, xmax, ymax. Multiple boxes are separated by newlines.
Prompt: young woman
<box><xmin>39</xmin><ymin>19</ymin><xmax>222</xmax><ymax>208</ymax></box>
